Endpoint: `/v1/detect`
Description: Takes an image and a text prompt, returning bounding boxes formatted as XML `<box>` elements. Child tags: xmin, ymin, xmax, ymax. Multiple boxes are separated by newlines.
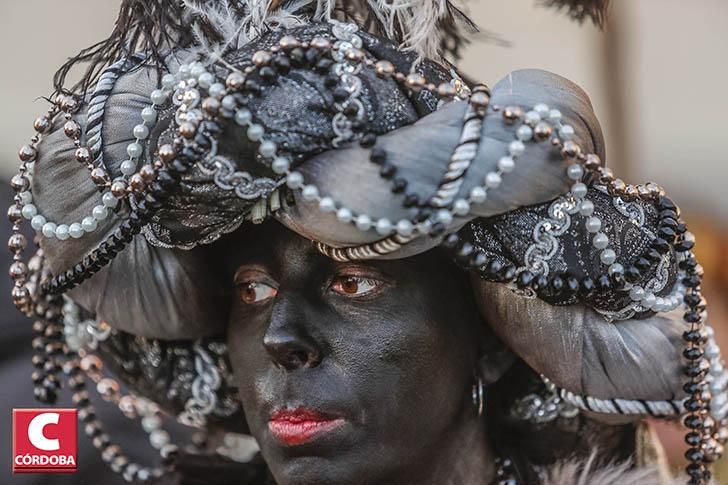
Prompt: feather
<box><xmin>539</xmin><ymin>0</ymin><xmax>611</xmax><ymax>28</ymax></box>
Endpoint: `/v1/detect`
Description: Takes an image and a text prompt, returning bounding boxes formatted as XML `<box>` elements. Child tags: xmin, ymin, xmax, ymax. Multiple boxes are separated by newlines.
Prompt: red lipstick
<box><xmin>268</xmin><ymin>408</ymin><xmax>345</xmax><ymax>446</ymax></box>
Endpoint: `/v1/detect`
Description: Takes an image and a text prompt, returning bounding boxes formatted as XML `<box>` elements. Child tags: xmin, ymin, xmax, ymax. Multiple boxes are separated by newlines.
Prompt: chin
<box><xmin>270</xmin><ymin>455</ymin><xmax>362</xmax><ymax>485</ymax></box>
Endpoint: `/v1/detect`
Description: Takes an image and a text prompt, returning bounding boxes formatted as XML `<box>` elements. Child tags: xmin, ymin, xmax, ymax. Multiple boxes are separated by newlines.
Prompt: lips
<box><xmin>268</xmin><ymin>408</ymin><xmax>346</xmax><ymax>446</ymax></box>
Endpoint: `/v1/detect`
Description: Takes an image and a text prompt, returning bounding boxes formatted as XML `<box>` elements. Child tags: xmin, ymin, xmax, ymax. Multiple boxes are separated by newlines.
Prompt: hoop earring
<box><xmin>472</xmin><ymin>376</ymin><xmax>485</xmax><ymax>417</ymax></box>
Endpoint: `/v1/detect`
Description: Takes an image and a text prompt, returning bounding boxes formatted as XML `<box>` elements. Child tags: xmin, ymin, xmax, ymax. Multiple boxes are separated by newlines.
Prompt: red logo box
<box><xmin>12</xmin><ymin>408</ymin><xmax>77</xmax><ymax>473</ymax></box>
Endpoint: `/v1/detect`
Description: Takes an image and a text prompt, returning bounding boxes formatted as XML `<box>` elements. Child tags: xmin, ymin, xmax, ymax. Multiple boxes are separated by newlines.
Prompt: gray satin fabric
<box><xmin>279</xmin><ymin>68</ymin><xmax>605</xmax><ymax>258</ymax></box>
<box><xmin>474</xmin><ymin>281</ymin><xmax>684</xmax><ymax>401</ymax></box>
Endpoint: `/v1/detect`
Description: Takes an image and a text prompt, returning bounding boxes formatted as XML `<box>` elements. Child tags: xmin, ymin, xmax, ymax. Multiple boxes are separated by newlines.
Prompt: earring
<box><xmin>472</xmin><ymin>376</ymin><xmax>485</xmax><ymax>417</ymax></box>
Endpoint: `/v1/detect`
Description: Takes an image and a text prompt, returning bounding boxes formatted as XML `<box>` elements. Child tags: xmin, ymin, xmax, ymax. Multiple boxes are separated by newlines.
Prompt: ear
<box><xmin>476</xmin><ymin>333</ymin><xmax>517</xmax><ymax>385</ymax></box>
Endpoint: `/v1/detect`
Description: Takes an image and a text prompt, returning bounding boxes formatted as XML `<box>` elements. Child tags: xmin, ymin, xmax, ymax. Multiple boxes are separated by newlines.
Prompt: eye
<box><xmin>330</xmin><ymin>276</ymin><xmax>382</xmax><ymax>297</ymax></box>
<box><xmin>237</xmin><ymin>282</ymin><xmax>278</xmax><ymax>305</ymax></box>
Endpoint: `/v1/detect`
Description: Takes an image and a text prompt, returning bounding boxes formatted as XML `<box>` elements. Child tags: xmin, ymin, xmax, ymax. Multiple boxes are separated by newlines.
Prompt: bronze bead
<box><xmin>158</xmin><ymin>144</ymin><xmax>177</xmax><ymax>163</ymax></box>
<box><xmin>75</xmin><ymin>147</ymin><xmax>91</xmax><ymax>164</ymax></box>
<box><xmin>279</xmin><ymin>35</ymin><xmax>299</xmax><ymax>50</ymax></box>
<box><xmin>345</xmin><ymin>48</ymin><xmax>365</xmax><ymax>62</ymax></box>
<box><xmin>58</xmin><ymin>95</ymin><xmax>79</xmax><ymax>113</ymax></box>
<box><xmin>10</xmin><ymin>174</ymin><xmax>29</xmax><ymax>192</ymax></box>
<box><xmin>310</xmin><ymin>37</ymin><xmax>331</xmax><ymax>50</ymax></box>
<box><xmin>178</xmin><ymin>122</ymin><xmax>197</xmax><ymax>139</ymax></box>
<box><xmin>34</xmin><ymin>116</ymin><xmax>51</xmax><ymax>134</ymax></box>
<box><xmin>252</xmin><ymin>50</ymin><xmax>272</xmax><ymax>66</ymax></box>
<box><xmin>609</xmin><ymin>178</ymin><xmax>627</xmax><ymax>195</ymax></box>
<box><xmin>637</xmin><ymin>185</ymin><xmax>651</xmax><ymax>199</ymax></box>
<box><xmin>9</xmin><ymin>261</ymin><xmax>28</xmax><ymax>281</ymax></box>
<box><xmin>226</xmin><ymin>71</ymin><xmax>245</xmax><ymax>90</ymax></box>
<box><xmin>80</xmin><ymin>354</ymin><xmax>103</xmax><ymax>372</ymax></box>
<box><xmin>437</xmin><ymin>82</ymin><xmax>456</xmax><ymax>99</ymax></box>
<box><xmin>97</xmin><ymin>377</ymin><xmax>120</xmax><ymax>397</ymax></box>
<box><xmin>18</xmin><ymin>145</ymin><xmax>37</xmax><ymax>162</ymax></box>
<box><xmin>584</xmin><ymin>153</ymin><xmax>602</xmax><ymax>170</ymax></box>
<box><xmin>534</xmin><ymin>122</ymin><xmax>553</xmax><ymax>140</ymax></box>
<box><xmin>561</xmin><ymin>140</ymin><xmax>581</xmax><ymax>159</ymax></box>
<box><xmin>129</xmin><ymin>174</ymin><xmax>145</xmax><ymax>192</ymax></box>
<box><xmin>8</xmin><ymin>233</ymin><xmax>27</xmax><ymax>252</ymax></box>
<box><xmin>503</xmin><ymin>106</ymin><xmax>523</xmax><ymax>123</ymax></box>
<box><xmin>64</xmin><ymin>120</ymin><xmax>81</xmax><ymax>138</ymax></box>
<box><xmin>139</xmin><ymin>164</ymin><xmax>156</xmax><ymax>182</ymax></box>
<box><xmin>90</xmin><ymin>167</ymin><xmax>109</xmax><ymax>186</ymax></box>
<box><xmin>599</xmin><ymin>167</ymin><xmax>614</xmax><ymax>184</ymax></box>
<box><xmin>202</xmin><ymin>97</ymin><xmax>221</xmax><ymax>115</ymax></box>
<box><xmin>11</xmin><ymin>285</ymin><xmax>30</xmax><ymax>309</ymax></box>
<box><xmin>7</xmin><ymin>205</ymin><xmax>23</xmax><ymax>223</ymax></box>
<box><xmin>111</xmin><ymin>181</ymin><xmax>127</xmax><ymax>198</ymax></box>
<box><xmin>624</xmin><ymin>185</ymin><xmax>638</xmax><ymax>200</ymax></box>
<box><xmin>374</xmin><ymin>60</ymin><xmax>395</xmax><ymax>78</ymax></box>
<box><xmin>469</xmin><ymin>91</ymin><xmax>490</xmax><ymax>109</ymax></box>
<box><xmin>405</xmin><ymin>73</ymin><xmax>426</xmax><ymax>91</ymax></box>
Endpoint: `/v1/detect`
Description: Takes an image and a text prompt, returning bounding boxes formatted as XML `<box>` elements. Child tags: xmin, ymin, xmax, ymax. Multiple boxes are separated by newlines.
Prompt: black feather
<box><xmin>540</xmin><ymin>0</ymin><xmax>611</xmax><ymax>28</ymax></box>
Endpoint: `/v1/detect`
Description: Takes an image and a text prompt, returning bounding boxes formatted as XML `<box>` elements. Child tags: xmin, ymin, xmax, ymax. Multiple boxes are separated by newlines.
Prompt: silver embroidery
<box><xmin>520</xmin><ymin>195</ymin><xmax>579</xmax><ymax>277</ymax></box>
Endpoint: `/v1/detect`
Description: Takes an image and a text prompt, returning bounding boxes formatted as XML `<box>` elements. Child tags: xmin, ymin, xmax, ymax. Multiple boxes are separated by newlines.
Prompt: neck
<box><xmin>396</xmin><ymin>415</ymin><xmax>495</xmax><ymax>485</ymax></box>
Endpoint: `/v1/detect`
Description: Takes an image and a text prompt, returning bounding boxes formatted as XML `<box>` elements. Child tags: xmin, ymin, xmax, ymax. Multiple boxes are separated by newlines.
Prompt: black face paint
<box><xmin>225</xmin><ymin>222</ymin><xmax>489</xmax><ymax>485</ymax></box>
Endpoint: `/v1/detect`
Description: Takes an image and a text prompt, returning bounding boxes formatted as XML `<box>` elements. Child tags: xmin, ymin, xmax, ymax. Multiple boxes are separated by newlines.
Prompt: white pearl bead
<box><xmin>141</xmin><ymin>415</ymin><xmax>162</xmax><ymax>432</ymax></box>
<box><xmin>302</xmin><ymin>185</ymin><xmax>319</xmax><ymax>201</ymax></box>
<box><xmin>497</xmin><ymin>156</ymin><xmax>515</xmax><ymax>173</ymax></box>
<box><xmin>567</xmin><ymin>163</ymin><xmax>584</xmax><ymax>180</ymax></box>
<box><xmin>318</xmin><ymin>197</ymin><xmax>336</xmax><ymax>212</ymax></box>
<box><xmin>103</xmin><ymin>192</ymin><xmax>118</xmax><ymax>208</ymax></box>
<box><xmin>485</xmin><ymin>172</ymin><xmax>502</xmax><ymax>189</ymax></box>
<box><xmin>559</xmin><ymin>124</ymin><xmax>575</xmax><ymax>140</ymax></box>
<box><xmin>198</xmin><ymin>72</ymin><xmax>214</xmax><ymax>89</ymax></box>
<box><xmin>272</xmin><ymin>157</ymin><xmax>290</xmax><ymax>175</ymax></box>
<box><xmin>470</xmin><ymin>186</ymin><xmax>487</xmax><ymax>203</ymax></box>
<box><xmin>92</xmin><ymin>205</ymin><xmax>109</xmax><ymax>220</ymax></box>
<box><xmin>127</xmin><ymin>142</ymin><xmax>143</xmax><ymax>158</ymax></box>
<box><xmin>508</xmin><ymin>140</ymin><xmax>525</xmax><ymax>157</ymax></box>
<box><xmin>534</xmin><ymin>103</ymin><xmax>550</xmax><ymax>118</ymax></box>
<box><xmin>120</xmin><ymin>160</ymin><xmax>137</xmax><ymax>176</ymax></box>
<box><xmin>150</xmin><ymin>89</ymin><xmax>167</xmax><ymax>106</ymax></box>
<box><xmin>524</xmin><ymin>110</ymin><xmax>541</xmax><ymax>124</ymax></box>
<box><xmin>376</xmin><ymin>218</ymin><xmax>393</xmax><ymax>236</ymax></box>
<box><xmin>396</xmin><ymin>219</ymin><xmax>414</xmax><ymax>237</ymax></box>
<box><xmin>355</xmin><ymin>214</ymin><xmax>372</xmax><ymax>231</ymax></box>
<box><xmin>548</xmin><ymin>109</ymin><xmax>562</xmax><ymax>123</ymax></box>
<box><xmin>684</xmin><ymin>232</ymin><xmax>696</xmax><ymax>243</ymax></box>
<box><xmin>608</xmin><ymin>263</ymin><xmax>624</xmax><ymax>275</ymax></box>
<box><xmin>453</xmin><ymin>199</ymin><xmax>470</xmax><ymax>216</ymax></box>
<box><xmin>259</xmin><ymin>141</ymin><xmax>277</xmax><ymax>158</ymax></box>
<box><xmin>286</xmin><ymin>171</ymin><xmax>304</xmax><ymax>189</ymax></box>
<box><xmin>629</xmin><ymin>286</ymin><xmax>645</xmax><ymax>301</ymax></box>
<box><xmin>55</xmin><ymin>224</ymin><xmax>70</xmax><ymax>240</ymax></box>
<box><xmin>600</xmin><ymin>248</ymin><xmax>616</xmax><ymax>265</ymax></box>
<box><xmin>69</xmin><ymin>223</ymin><xmax>84</xmax><ymax>239</ymax></box>
<box><xmin>21</xmin><ymin>204</ymin><xmax>37</xmax><ymax>219</ymax></box>
<box><xmin>571</xmin><ymin>182</ymin><xmax>587</xmax><ymax>199</ymax></box>
<box><xmin>235</xmin><ymin>109</ymin><xmax>252</xmax><ymax>126</ymax></box>
<box><xmin>516</xmin><ymin>125</ymin><xmax>533</xmax><ymax>141</ymax></box>
<box><xmin>141</xmin><ymin>107</ymin><xmax>157</xmax><ymax>124</ymax></box>
<box><xmin>161</xmin><ymin>74</ymin><xmax>176</xmax><ymax>89</ymax></box>
<box><xmin>31</xmin><ymin>215</ymin><xmax>46</xmax><ymax>230</ymax></box>
<box><xmin>177</xmin><ymin>64</ymin><xmax>191</xmax><ymax>78</ymax></box>
<box><xmin>642</xmin><ymin>293</ymin><xmax>656</xmax><ymax>308</ymax></box>
<box><xmin>336</xmin><ymin>207</ymin><xmax>353</xmax><ymax>223</ymax></box>
<box><xmin>19</xmin><ymin>191</ymin><xmax>32</xmax><ymax>205</ymax></box>
<box><xmin>133</xmin><ymin>124</ymin><xmax>150</xmax><ymax>140</ymax></box>
<box><xmin>586</xmin><ymin>217</ymin><xmax>602</xmax><ymax>233</ymax></box>
<box><xmin>149</xmin><ymin>430</ymin><xmax>170</xmax><ymax>450</ymax></box>
<box><xmin>221</xmin><ymin>95</ymin><xmax>236</xmax><ymax>111</ymax></box>
<box><xmin>592</xmin><ymin>232</ymin><xmax>609</xmax><ymax>249</ymax></box>
<box><xmin>247</xmin><ymin>124</ymin><xmax>264</xmax><ymax>141</ymax></box>
<box><xmin>41</xmin><ymin>222</ymin><xmax>57</xmax><ymax>238</ymax></box>
<box><xmin>190</xmin><ymin>63</ymin><xmax>206</xmax><ymax>77</ymax></box>
<box><xmin>210</xmin><ymin>83</ymin><xmax>226</xmax><ymax>98</ymax></box>
<box><xmin>82</xmin><ymin>217</ymin><xmax>98</xmax><ymax>233</ymax></box>
<box><xmin>579</xmin><ymin>200</ymin><xmax>594</xmax><ymax>216</ymax></box>
<box><xmin>437</xmin><ymin>209</ymin><xmax>453</xmax><ymax>225</ymax></box>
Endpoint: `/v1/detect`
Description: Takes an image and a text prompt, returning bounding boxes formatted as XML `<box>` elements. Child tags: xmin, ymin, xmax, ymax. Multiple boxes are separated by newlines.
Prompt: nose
<box><xmin>263</xmin><ymin>299</ymin><xmax>323</xmax><ymax>371</ymax></box>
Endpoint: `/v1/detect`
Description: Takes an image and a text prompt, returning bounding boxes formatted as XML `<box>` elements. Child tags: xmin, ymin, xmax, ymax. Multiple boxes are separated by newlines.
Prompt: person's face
<box><xmin>225</xmin><ymin>223</ymin><xmax>486</xmax><ymax>485</ymax></box>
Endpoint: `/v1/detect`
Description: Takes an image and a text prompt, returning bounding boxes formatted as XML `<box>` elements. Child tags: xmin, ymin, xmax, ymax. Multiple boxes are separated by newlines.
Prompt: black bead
<box><xmin>73</xmin><ymin>264</ymin><xmax>85</xmax><ymax>277</ymax></box>
<box><xmin>683</xmin><ymin>347</ymin><xmax>704</xmax><ymax>360</ymax></box>
<box><xmin>379</xmin><ymin>163</ymin><xmax>396</xmax><ymax>179</ymax></box>
<box><xmin>685</xmin><ymin>431</ymin><xmax>702</xmax><ymax>447</ymax></box>
<box><xmin>344</xmin><ymin>103</ymin><xmax>360</xmax><ymax>116</ymax></box>
<box><xmin>403</xmin><ymin>193</ymin><xmax>420</xmax><ymax>208</ymax></box>
<box><xmin>657</xmin><ymin>226</ymin><xmax>676</xmax><ymax>242</ymax></box>
<box><xmin>333</xmin><ymin>87</ymin><xmax>350</xmax><ymax>102</ymax></box>
<box><xmin>676</xmin><ymin>222</ymin><xmax>688</xmax><ymax>234</ymax></box>
<box><xmin>171</xmin><ymin>159</ymin><xmax>190</xmax><ymax>174</ymax></box>
<box><xmin>565</xmin><ymin>276</ymin><xmax>579</xmax><ymax>294</ymax></box>
<box><xmin>415</xmin><ymin>209</ymin><xmax>431</xmax><ymax>223</ymax></box>
<box><xmin>391</xmin><ymin>178</ymin><xmax>408</xmax><ymax>193</ymax></box>
<box><xmin>259</xmin><ymin>66</ymin><xmax>277</xmax><ymax>82</ymax></box>
<box><xmin>370</xmin><ymin>147</ymin><xmax>386</xmax><ymax>165</ymax></box>
<box><xmin>157</xmin><ymin>170</ymin><xmax>177</xmax><ymax>189</ymax></box>
<box><xmin>683</xmin><ymin>330</ymin><xmax>706</xmax><ymax>344</ymax></box>
<box><xmin>645</xmin><ymin>248</ymin><xmax>662</xmax><ymax>262</ymax></box>
<box><xmin>659</xmin><ymin>209</ymin><xmax>678</xmax><ymax>221</ymax></box>
<box><xmin>634</xmin><ymin>257</ymin><xmax>652</xmax><ymax>271</ymax></box>
<box><xmin>470</xmin><ymin>251</ymin><xmax>488</xmax><ymax>268</ymax></box>
<box><xmin>686</xmin><ymin>463</ymin><xmax>706</xmax><ymax>479</ymax></box>
<box><xmin>244</xmin><ymin>79</ymin><xmax>261</xmax><ymax>94</ymax></box>
<box><xmin>274</xmin><ymin>55</ymin><xmax>291</xmax><ymax>74</ymax></box>
<box><xmin>517</xmin><ymin>271</ymin><xmax>534</xmax><ymax>289</ymax></box>
<box><xmin>442</xmin><ymin>233</ymin><xmax>460</xmax><ymax>249</ymax></box>
<box><xmin>457</xmin><ymin>243</ymin><xmax>474</xmax><ymax>261</ymax></box>
<box><xmin>651</xmin><ymin>237</ymin><xmax>670</xmax><ymax>254</ymax></box>
<box><xmin>610</xmin><ymin>272</ymin><xmax>627</xmax><ymax>289</ymax></box>
<box><xmin>305</xmin><ymin>48</ymin><xmax>320</xmax><ymax>65</ymax></box>
<box><xmin>684</xmin><ymin>363</ymin><xmax>706</xmax><ymax>378</ymax></box>
<box><xmin>502</xmin><ymin>265</ymin><xmax>517</xmax><ymax>281</ymax></box>
<box><xmin>685</xmin><ymin>448</ymin><xmax>704</xmax><ymax>463</ymax></box>
<box><xmin>597</xmin><ymin>274</ymin><xmax>612</xmax><ymax>290</ymax></box>
<box><xmin>533</xmin><ymin>274</ymin><xmax>549</xmax><ymax>291</ymax></box>
<box><xmin>359</xmin><ymin>133</ymin><xmax>377</xmax><ymax>147</ymax></box>
<box><xmin>684</xmin><ymin>293</ymin><xmax>702</xmax><ymax>307</ymax></box>
<box><xmin>683</xmin><ymin>414</ymin><xmax>703</xmax><ymax>429</ymax></box>
<box><xmin>486</xmin><ymin>260</ymin><xmax>503</xmax><ymax>278</ymax></box>
<box><xmin>682</xmin><ymin>276</ymin><xmax>701</xmax><ymax>288</ymax></box>
<box><xmin>679</xmin><ymin>257</ymin><xmax>698</xmax><ymax>271</ymax></box>
<box><xmin>429</xmin><ymin>222</ymin><xmax>446</xmax><ymax>237</ymax></box>
<box><xmin>194</xmin><ymin>134</ymin><xmax>211</xmax><ymax>150</ymax></box>
<box><xmin>289</xmin><ymin>47</ymin><xmax>305</xmax><ymax>65</ymax></box>
<box><xmin>549</xmin><ymin>275</ymin><xmax>564</xmax><ymax>293</ymax></box>
<box><xmin>202</xmin><ymin>121</ymin><xmax>222</xmax><ymax>135</ymax></box>
<box><xmin>324</xmin><ymin>74</ymin><xmax>339</xmax><ymax>88</ymax></box>
<box><xmin>315</xmin><ymin>58</ymin><xmax>334</xmax><ymax>72</ymax></box>
<box><xmin>660</xmin><ymin>217</ymin><xmax>678</xmax><ymax>229</ymax></box>
<box><xmin>624</xmin><ymin>266</ymin><xmax>642</xmax><ymax>283</ymax></box>
<box><xmin>657</xmin><ymin>196</ymin><xmax>676</xmax><ymax>211</ymax></box>
<box><xmin>580</xmin><ymin>277</ymin><xmax>595</xmax><ymax>294</ymax></box>
<box><xmin>675</xmin><ymin>240</ymin><xmax>695</xmax><ymax>252</ymax></box>
<box><xmin>684</xmin><ymin>310</ymin><xmax>702</xmax><ymax>323</ymax></box>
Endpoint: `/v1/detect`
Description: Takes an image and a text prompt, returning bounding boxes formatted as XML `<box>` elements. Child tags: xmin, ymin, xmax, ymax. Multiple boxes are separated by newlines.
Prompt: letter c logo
<box><xmin>27</xmin><ymin>413</ymin><xmax>60</xmax><ymax>451</ymax></box>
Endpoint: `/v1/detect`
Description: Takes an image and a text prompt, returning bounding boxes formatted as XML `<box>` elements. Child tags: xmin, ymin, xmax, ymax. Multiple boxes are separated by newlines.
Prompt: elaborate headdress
<box><xmin>9</xmin><ymin>1</ymin><xmax>721</xmax><ymax>483</ymax></box>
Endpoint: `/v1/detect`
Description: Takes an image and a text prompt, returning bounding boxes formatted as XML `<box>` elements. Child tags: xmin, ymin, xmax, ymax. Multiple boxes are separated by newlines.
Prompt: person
<box><xmin>6</xmin><ymin>1</ymin><xmax>726</xmax><ymax>483</ymax></box>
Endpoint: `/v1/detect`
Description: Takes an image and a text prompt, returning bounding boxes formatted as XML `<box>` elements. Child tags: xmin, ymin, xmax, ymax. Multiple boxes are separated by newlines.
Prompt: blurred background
<box><xmin>1</xmin><ymin>0</ymin><xmax>727</xmax><ymax>482</ymax></box>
